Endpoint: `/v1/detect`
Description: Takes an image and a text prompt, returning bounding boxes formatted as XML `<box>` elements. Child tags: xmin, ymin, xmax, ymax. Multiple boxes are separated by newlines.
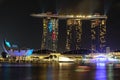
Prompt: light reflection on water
<box><xmin>47</xmin><ymin>64</ymin><xmax>53</xmax><ymax>80</ymax></box>
<box><xmin>0</xmin><ymin>63</ymin><xmax>119</xmax><ymax>80</ymax></box>
<box><xmin>95</xmin><ymin>63</ymin><xmax>107</xmax><ymax>80</ymax></box>
<box><xmin>107</xmin><ymin>64</ymin><xmax>114</xmax><ymax>80</ymax></box>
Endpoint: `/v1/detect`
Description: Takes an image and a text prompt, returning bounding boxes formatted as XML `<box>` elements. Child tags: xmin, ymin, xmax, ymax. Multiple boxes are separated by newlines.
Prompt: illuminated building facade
<box><xmin>31</xmin><ymin>13</ymin><xmax>107</xmax><ymax>52</ymax></box>
<box><xmin>41</xmin><ymin>17</ymin><xmax>58</xmax><ymax>51</ymax></box>
<box><xmin>3</xmin><ymin>40</ymin><xmax>33</xmax><ymax>56</ymax></box>
<box><xmin>66</xmin><ymin>19</ymin><xmax>82</xmax><ymax>51</ymax></box>
<box><xmin>91</xmin><ymin>19</ymin><xmax>106</xmax><ymax>52</ymax></box>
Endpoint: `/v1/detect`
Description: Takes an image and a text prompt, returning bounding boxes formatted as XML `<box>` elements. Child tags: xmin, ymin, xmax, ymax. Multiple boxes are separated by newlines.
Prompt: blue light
<box><xmin>48</xmin><ymin>20</ymin><xmax>53</xmax><ymax>32</ymax></box>
<box><xmin>93</xmin><ymin>54</ymin><xmax>108</xmax><ymax>63</ymax></box>
<box><xmin>3</xmin><ymin>40</ymin><xmax>34</xmax><ymax>56</ymax></box>
<box><xmin>13</xmin><ymin>50</ymin><xmax>20</xmax><ymax>56</ymax></box>
<box><xmin>12</xmin><ymin>44</ymin><xmax>18</xmax><ymax>48</ymax></box>
<box><xmin>25</xmin><ymin>49</ymin><xmax>34</xmax><ymax>56</ymax></box>
<box><xmin>96</xmin><ymin>63</ymin><xmax>106</xmax><ymax>67</ymax></box>
<box><xmin>95</xmin><ymin>63</ymin><xmax>106</xmax><ymax>80</ymax></box>
<box><xmin>20</xmin><ymin>50</ymin><xmax>26</xmax><ymax>56</ymax></box>
<box><xmin>7</xmin><ymin>49</ymin><xmax>33</xmax><ymax>56</ymax></box>
<box><xmin>5</xmin><ymin>40</ymin><xmax>11</xmax><ymax>48</ymax></box>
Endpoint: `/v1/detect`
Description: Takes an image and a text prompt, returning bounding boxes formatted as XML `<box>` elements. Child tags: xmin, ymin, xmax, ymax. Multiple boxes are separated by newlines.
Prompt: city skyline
<box><xmin>0</xmin><ymin>0</ymin><xmax>120</xmax><ymax>52</ymax></box>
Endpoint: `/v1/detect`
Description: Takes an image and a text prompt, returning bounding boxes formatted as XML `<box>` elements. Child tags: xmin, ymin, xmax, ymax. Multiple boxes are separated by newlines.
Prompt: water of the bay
<box><xmin>0</xmin><ymin>62</ymin><xmax>120</xmax><ymax>80</ymax></box>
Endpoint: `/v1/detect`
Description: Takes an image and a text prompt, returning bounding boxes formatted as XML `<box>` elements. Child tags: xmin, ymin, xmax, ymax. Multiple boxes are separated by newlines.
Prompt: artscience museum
<box><xmin>3</xmin><ymin>40</ymin><xmax>33</xmax><ymax>57</ymax></box>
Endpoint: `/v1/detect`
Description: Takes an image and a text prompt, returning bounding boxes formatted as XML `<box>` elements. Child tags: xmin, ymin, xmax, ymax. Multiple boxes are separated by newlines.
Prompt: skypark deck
<box><xmin>31</xmin><ymin>13</ymin><xmax>107</xmax><ymax>20</ymax></box>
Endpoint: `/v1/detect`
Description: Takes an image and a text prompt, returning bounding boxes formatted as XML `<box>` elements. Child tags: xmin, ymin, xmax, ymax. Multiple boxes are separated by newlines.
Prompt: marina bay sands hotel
<box><xmin>31</xmin><ymin>12</ymin><xmax>107</xmax><ymax>53</ymax></box>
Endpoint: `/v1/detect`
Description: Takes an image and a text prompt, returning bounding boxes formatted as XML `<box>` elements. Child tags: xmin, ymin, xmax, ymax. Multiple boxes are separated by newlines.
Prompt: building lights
<box><xmin>31</xmin><ymin>13</ymin><xmax>107</xmax><ymax>52</ymax></box>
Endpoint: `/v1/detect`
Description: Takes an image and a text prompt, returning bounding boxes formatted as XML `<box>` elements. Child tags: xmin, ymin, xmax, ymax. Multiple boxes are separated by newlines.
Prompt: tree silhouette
<box><xmin>1</xmin><ymin>52</ymin><xmax>7</xmax><ymax>58</ymax></box>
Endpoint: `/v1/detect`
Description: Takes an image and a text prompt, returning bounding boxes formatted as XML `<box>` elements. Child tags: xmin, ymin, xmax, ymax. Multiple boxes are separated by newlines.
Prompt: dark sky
<box><xmin>0</xmin><ymin>0</ymin><xmax>120</xmax><ymax>52</ymax></box>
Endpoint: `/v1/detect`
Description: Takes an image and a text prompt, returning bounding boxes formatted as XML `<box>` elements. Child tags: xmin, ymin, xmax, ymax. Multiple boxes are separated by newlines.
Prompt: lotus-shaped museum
<box><xmin>3</xmin><ymin>40</ymin><xmax>33</xmax><ymax>57</ymax></box>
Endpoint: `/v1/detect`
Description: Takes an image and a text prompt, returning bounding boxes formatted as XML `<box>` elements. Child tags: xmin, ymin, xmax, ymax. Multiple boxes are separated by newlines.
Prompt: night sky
<box><xmin>0</xmin><ymin>0</ymin><xmax>120</xmax><ymax>52</ymax></box>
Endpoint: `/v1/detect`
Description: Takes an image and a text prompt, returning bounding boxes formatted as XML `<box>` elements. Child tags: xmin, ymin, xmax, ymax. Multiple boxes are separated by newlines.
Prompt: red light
<box><xmin>52</xmin><ymin>31</ymin><xmax>56</xmax><ymax>41</ymax></box>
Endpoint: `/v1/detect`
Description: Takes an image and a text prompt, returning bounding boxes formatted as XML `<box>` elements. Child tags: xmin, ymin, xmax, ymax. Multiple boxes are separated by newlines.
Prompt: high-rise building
<box><xmin>91</xmin><ymin>19</ymin><xmax>106</xmax><ymax>52</ymax></box>
<box><xmin>106</xmin><ymin>47</ymin><xmax>110</xmax><ymax>53</ymax></box>
<box><xmin>31</xmin><ymin>13</ymin><xmax>107</xmax><ymax>53</ymax></box>
<box><xmin>41</xmin><ymin>18</ymin><xmax>58</xmax><ymax>51</ymax></box>
<box><xmin>66</xmin><ymin>19</ymin><xmax>82</xmax><ymax>51</ymax></box>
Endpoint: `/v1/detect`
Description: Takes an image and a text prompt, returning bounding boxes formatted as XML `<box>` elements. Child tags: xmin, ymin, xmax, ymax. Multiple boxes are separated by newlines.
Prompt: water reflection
<box><xmin>2</xmin><ymin>67</ymin><xmax>10</xmax><ymax>80</ymax></box>
<box><xmin>47</xmin><ymin>64</ymin><xmax>53</xmax><ymax>80</ymax></box>
<box><xmin>25</xmin><ymin>67</ymin><xmax>32</xmax><ymax>80</ymax></box>
<box><xmin>0</xmin><ymin>63</ymin><xmax>32</xmax><ymax>80</ymax></box>
<box><xmin>0</xmin><ymin>63</ymin><xmax>118</xmax><ymax>80</ymax></box>
<box><xmin>95</xmin><ymin>63</ymin><xmax>106</xmax><ymax>80</ymax></box>
<box><xmin>107</xmin><ymin>64</ymin><xmax>114</xmax><ymax>80</ymax></box>
<box><xmin>58</xmin><ymin>63</ymin><xmax>73</xmax><ymax>80</ymax></box>
<box><xmin>37</xmin><ymin>63</ymin><xmax>74</xmax><ymax>80</ymax></box>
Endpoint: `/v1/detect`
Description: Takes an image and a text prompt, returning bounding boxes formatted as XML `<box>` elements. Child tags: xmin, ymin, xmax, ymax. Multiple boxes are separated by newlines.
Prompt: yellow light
<box><xmin>76</xmin><ymin>15</ymin><xmax>79</xmax><ymax>17</ymax></box>
<box><xmin>102</xmin><ymin>20</ymin><xmax>105</xmax><ymax>25</ymax></box>
<box><xmin>87</xmin><ymin>15</ymin><xmax>92</xmax><ymax>18</ymax></box>
<box><xmin>70</xmin><ymin>15</ymin><xmax>74</xmax><ymax>17</ymax></box>
<box><xmin>59</xmin><ymin>56</ymin><xmax>74</xmax><ymax>62</ymax></box>
<box><xmin>82</xmin><ymin>15</ymin><xmax>85</xmax><ymax>18</ymax></box>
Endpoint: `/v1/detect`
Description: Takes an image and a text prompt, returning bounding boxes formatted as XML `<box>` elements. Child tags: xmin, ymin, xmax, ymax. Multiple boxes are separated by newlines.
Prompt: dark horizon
<box><xmin>0</xmin><ymin>0</ymin><xmax>120</xmax><ymax>52</ymax></box>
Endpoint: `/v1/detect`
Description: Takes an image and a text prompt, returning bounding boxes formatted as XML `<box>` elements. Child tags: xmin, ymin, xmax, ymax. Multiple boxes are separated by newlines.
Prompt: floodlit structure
<box><xmin>32</xmin><ymin>12</ymin><xmax>58</xmax><ymax>52</ymax></box>
<box><xmin>31</xmin><ymin>12</ymin><xmax>107</xmax><ymax>52</ymax></box>
<box><xmin>91</xmin><ymin>19</ymin><xmax>106</xmax><ymax>52</ymax></box>
<box><xmin>3</xmin><ymin>40</ymin><xmax>33</xmax><ymax>57</ymax></box>
<box><xmin>66</xmin><ymin>19</ymin><xmax>82</xmax><ymax>50</ymax></box>
<box><xmin>42</xmin><ymin>18</ymin><xmax>58</xmax><ymax>51</ymax></box>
